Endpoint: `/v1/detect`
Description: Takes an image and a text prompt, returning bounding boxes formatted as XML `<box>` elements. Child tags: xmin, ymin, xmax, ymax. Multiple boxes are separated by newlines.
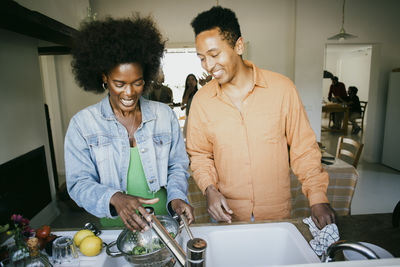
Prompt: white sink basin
<box><xmin>179</xmin><ymin>222</ymin><xmax>320</xmax><ymax>267</ymax></box>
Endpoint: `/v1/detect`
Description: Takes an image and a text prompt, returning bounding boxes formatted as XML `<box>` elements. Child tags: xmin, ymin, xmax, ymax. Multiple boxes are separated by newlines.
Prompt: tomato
<box><xmin>35</xmin><ymin>225</ymin><xmax>51</xmax><ymax>239</ymax></box>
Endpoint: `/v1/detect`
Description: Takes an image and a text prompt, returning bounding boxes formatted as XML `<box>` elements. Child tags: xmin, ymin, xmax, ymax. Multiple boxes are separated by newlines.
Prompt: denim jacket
<box><xmin>64</xmin><ymin>95</ymin><xmax>189</xmax><ymax>218</ymax></box>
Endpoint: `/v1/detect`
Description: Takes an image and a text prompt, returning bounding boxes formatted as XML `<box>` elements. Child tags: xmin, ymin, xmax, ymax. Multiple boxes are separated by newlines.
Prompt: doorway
<box><xmin>321</xmin><ymin>44</ymin><xmax>372</xmax><ymax>155</ymax></box>
<box><xmin>162</xmin><ymin>46</ymin><xmax>205</xmax><ymax>128</ymax></box>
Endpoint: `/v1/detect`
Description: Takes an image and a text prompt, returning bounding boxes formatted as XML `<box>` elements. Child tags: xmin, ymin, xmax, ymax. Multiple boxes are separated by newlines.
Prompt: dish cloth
<box><xmin>303</xmin><ymin>217</ymin><xmax>340</xmax><ymax>256</ymax></box>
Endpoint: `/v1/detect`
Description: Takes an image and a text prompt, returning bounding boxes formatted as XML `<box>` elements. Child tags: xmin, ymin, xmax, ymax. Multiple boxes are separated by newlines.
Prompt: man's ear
<box><xmin>234</xmin><ymin>37</ymin><xmax>245</xmax><ymax>56</ymax></box>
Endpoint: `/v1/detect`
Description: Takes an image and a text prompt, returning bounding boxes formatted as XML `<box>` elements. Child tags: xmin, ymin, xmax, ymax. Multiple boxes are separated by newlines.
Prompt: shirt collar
<box><xmin>212</xmin><ymin>60</ymin><xmax>268</xmax><ymax>97</ymax></box>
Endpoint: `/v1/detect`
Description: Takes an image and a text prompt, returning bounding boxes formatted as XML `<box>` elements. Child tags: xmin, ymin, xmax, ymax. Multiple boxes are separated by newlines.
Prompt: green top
<box><xmin>100</xmin><ymin>147</ymin><xmax>167</xmax><ymax>227</ymax></box>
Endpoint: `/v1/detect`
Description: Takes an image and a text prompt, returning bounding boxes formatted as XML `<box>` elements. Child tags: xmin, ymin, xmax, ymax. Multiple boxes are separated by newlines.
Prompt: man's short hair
<box><xmin>332</xmin><ymin>76</ymin><xmax>339</xmax><ymax>82</ymax></box>
<box><xmin>191</xmin><ymin>6</ymin><xmax>241</xmax><ymax>48</ymax></box>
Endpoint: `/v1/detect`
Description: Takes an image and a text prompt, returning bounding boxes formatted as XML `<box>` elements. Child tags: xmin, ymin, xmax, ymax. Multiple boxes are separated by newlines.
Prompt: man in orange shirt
<box><xmin>186</xmin><ymin>6</ymin><xmax>335</xmax><ymax>229</ymax></box>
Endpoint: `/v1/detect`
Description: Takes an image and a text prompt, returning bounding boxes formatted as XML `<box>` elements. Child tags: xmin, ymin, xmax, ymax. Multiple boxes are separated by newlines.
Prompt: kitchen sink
<box><xmin>178</xmin><ymin>222</ymin><xmax>320</xmax><ymax>267</ymax></box>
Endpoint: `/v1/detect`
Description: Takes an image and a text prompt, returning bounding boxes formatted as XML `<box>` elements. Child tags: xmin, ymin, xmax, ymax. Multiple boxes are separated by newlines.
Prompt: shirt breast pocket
<box><xmin>87</xmin><ymin>134</ymin><xmax>112</xmax><ymax>164</ymax></box>
<box><xmin>254</xmin><ymin>112</ymin><xmax>282</xmax><ymax>143</ymax></box>
<box><xmin>153</xmin><ymin>133</ymin><xmax>171</xmax><ymax>159</ymax></box>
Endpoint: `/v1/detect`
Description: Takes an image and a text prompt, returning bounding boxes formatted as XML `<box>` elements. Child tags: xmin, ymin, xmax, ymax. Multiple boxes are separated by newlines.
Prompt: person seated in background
<box><xmin>147</xmin><ymin>68</ymin><xmax>174</xmax><ymax>104</ymax></box>
<box><xmin>328</xmin><ymin>76</ymin><xmax>348</xmax><ymax>129</ymax></box>
<box><xmin>328</xmin><ymin>76</ymin><xmax>347</xmax><ymax>103</ymax></box>
<box><xmin>65</xmin><ymin>15</ymin><xmax>194</xmax><ymax>231</ymax></box>
<box><xmin>347</xmin><ymin>86</ymin><xmax>362</xmax><ymax>135</ymax></box>
<box><xmin>181</xmin><ymin>74</ymin><xmax>199</xmax><ymax>138</ymax></box>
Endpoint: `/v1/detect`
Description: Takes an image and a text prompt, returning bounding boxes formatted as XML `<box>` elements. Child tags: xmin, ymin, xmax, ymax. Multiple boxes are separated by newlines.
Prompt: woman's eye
<box><xmin>134</xmin><ymin>80</ymin><xmax>145</xmax><ymax>86</ymax></box>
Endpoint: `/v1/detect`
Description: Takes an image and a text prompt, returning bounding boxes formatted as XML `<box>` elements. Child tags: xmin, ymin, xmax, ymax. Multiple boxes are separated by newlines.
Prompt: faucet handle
<box><xmin>322</xmin><ymin>240</ymin><xmax>380</xmax><ymax>262</ymax></box>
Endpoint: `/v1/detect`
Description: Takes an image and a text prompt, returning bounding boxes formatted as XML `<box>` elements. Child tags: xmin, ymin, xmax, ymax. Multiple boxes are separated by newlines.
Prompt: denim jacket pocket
<box><xmin>153</xmin><ymin>133</ymin><xmax>171</xmax><ymax>160</ymax></box>
<box><xmin>87</xmin><ymin>134</ymin><xmax>112</xmax><ymax>164</ymax></box>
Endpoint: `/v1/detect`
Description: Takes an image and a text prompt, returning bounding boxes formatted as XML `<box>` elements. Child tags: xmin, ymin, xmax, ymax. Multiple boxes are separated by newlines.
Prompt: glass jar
<box><xmin>24</xmin><ymin>237</ymin><xmax>53</xmax><ymax>267</ymax></box>
<box><xmin>8</xmin><ymin>231</ymin><xmax>29</xmax><ymax>267</ymax></box>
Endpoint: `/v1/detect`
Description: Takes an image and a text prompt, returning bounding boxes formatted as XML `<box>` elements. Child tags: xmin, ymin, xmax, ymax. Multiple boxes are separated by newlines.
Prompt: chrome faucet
<box><xmin>322</xmin><ymin>241</ymin><xmax>380</xmax><ymax>262</ymax></box>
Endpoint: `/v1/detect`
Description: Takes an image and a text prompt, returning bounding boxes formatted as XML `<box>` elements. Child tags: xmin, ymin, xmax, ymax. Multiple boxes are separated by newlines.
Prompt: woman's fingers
<box><xmin>136</xmin><ymin>205</ymin><xmax>152</xmax><ymax>223</ymax></box>
<box><xmin>138</xmin><ymin>197</ymin><xmax>159</xmax><ymax>205</ymax></box>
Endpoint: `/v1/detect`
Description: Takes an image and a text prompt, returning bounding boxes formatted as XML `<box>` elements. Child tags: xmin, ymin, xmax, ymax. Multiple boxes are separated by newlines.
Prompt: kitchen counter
<box><xmin>3</xmin><ymin>213</ymin><xmax>395</xmax><ymax>266</ymax></box>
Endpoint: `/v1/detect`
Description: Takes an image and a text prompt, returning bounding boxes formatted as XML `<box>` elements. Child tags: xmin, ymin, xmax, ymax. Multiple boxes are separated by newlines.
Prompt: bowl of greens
<box><xmin>106</xmin><ymin>215</ymin><xmax>179</xmax><ymax>266</ymax></box>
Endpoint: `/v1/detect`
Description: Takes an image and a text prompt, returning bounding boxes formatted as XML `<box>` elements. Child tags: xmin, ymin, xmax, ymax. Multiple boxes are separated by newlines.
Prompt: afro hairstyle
<box><xmin>191</xmin><ymin>6</ymin><xmax>241</xmax><ymax>48</ymax></box>
<box><xmin>71</xmin><ymin>15</ymin><xmax>166</xmax><ymax>93</ymax></box>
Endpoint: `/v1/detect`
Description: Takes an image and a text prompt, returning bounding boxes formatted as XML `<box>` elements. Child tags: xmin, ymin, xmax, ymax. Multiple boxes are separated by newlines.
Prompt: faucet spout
<box><xmin>322</xmin><ymin>241</ymin><xmax>380</xmax><ymax>262</ymax></box>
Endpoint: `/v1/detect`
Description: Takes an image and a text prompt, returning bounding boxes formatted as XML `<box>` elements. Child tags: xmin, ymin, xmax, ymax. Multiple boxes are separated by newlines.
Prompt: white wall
<box><xmin>295</xmin><ymin>0</ymin><xmax>400</xmax><ymax>162</ymax></box>
<box><xmin>91</xmin><ymin>0</ymin><xmax>296</xmax><ymax>78</ymax></box>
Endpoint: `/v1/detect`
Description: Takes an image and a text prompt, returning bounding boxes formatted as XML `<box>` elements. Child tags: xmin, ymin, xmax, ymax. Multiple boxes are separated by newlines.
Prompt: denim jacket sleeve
<box><xmin>165</xmin><ymin>107</ymin><xmax>190</xmax><ymax>210</ymax></box>
<box><xmin>64</xmin><ymin>117</ymin><xmax>121</xmax><ymax>218</ymax></box>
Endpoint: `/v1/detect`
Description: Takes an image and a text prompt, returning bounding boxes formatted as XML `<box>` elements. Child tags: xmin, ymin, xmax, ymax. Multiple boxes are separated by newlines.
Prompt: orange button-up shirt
<box><xmin>186</xmin><ymin>61</ymin><xmax>329</xmax><ymax>221</ymax></box>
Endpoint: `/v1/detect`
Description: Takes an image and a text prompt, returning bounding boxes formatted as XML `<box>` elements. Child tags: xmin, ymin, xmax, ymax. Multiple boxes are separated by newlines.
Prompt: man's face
<box><xmin>195</xmin><ymin>28</ymin><xmax>243</xmax><ymax>85</ymax></box>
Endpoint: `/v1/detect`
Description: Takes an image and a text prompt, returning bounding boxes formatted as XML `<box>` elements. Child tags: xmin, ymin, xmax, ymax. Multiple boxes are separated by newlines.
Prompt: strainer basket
<box><xmin>106</xmin><ymin>215</ymin><xmax>179</xmax><ymax>266</ymax></box>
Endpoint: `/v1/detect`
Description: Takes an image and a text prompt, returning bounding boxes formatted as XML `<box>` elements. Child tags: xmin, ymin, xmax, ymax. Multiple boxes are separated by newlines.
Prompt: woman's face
<box><xmin>187</xmin><ymin>75</ymin><xmax>197</xmax><ymax>88</ymax></box>
<box><xmin>103</xmin><ymin>63</ymin><xmax>144</xmax><ymax>114</ymax></box>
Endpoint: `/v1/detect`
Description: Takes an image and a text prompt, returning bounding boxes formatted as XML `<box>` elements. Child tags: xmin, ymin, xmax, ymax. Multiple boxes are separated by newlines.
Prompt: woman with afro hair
<box><xmin>64</xmin><ymin>15</ymin><xmax>194</xmax><ymax>231</ymax></box>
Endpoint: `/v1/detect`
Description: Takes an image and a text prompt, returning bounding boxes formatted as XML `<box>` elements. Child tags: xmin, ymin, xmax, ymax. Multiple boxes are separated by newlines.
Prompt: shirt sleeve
<box><xmin>64</xmin><ymin>118</ymin><xmax>121</xmax><ymax>218</ymax></box>
<box><xmin>285</xmin><ymin>86</ymin><xmax>329</xmax><ymax>206</ymax></box>
<box><xmin>186</xmin><ymin>95</ymin><xmax>219</xmax><ymax>194</ymax></box>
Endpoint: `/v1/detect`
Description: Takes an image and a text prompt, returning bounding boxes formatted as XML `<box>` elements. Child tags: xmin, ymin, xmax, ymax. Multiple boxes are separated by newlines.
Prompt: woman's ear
<box><xmin>234</xmin><ymin>37</ymin><xmax>245</xmax><ymax>56</ymax></box>
<box><xmin>102</xmin><ymin>74</ymin><xmax>107</xmax><ymax>84</ymax></box>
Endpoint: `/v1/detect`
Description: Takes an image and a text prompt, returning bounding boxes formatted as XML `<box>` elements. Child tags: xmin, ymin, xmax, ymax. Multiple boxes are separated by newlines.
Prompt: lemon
<box><xmin>79</xmin><ymin>236</ymin><xmax>103</xmax><ymax>256</ymax></box>
<box><xmin>73</xmin><ymin>229</ymin><xmax>95</xmax><ymax>247</ymax></box>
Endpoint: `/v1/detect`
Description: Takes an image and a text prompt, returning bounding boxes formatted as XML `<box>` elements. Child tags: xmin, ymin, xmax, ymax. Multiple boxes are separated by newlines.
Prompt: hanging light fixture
<box><xmin>328</xmin><ymin>0</ymin><xmax>357</xmax><ymax>41</ymax></box>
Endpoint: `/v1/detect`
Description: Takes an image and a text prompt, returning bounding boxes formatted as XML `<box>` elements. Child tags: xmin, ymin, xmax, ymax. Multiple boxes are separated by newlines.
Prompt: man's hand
<box><xmin>110</xmin><ymin>192</ymin><xmax>159</xmax><ymax>232</ymax></box>
<box><xmin>205</xmin><ymin>185</ymin><xmax>233</xmax><ymax>223</ymax></box>
<box><xmin>171</xmin><ymin>199</ymin><xmax>195</xmax><ymax>225</ymax></box>
<box><xmin>311</xmin><ymin>203</ymin><xmax>336</xmax><ymax>229</ymax></box>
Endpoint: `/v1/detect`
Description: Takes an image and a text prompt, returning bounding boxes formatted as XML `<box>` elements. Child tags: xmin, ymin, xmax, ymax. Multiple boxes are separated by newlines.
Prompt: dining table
<box><xmin>322</xmin><ymin>103</ymin><xmax>350</xmax><ymax>135</ymax></box>
<box><xmin>187</xmin><ymin>153</ymin><xmax>358</xmax><ymax>222</ymax></box>
<box><xmin>290</xmin><ymin>153</ymin><xmax>358</xmax><ymax>218</ymax></box>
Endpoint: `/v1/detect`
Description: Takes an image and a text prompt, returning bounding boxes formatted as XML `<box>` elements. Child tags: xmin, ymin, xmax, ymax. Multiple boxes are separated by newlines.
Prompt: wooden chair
<box><xmin>355</xmin><ymin>101</ymin><xmax>368</xmax><ymax>131</ymax></box>
<box><xmin>336</xmin><ymin>136</ymin><xmax>364</xmax><ymax>168</ymax></box>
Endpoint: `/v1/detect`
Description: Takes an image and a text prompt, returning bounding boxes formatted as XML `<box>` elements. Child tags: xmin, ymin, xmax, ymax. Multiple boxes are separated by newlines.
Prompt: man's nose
<box><xmin>203</xmin><ymin>58</ymin><xmax>215</xmax><ymax>73</ymax></box>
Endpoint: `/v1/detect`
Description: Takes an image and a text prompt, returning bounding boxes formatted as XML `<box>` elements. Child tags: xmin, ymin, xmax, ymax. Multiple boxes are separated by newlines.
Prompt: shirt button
<box><xmin>140</xmin><ymin>148</ymin><xmax>147</xmax><ymax>153</ymax></box>
<box><xmin>149</xmin><ymin>179</ymin><xmax>155</xmax><ymax>184</ymax></box>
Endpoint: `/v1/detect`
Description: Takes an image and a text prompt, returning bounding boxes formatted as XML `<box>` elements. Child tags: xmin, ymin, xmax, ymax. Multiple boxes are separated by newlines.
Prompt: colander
<box><xmin>106</xmin><ymin>215</ymin><xmax>180</xmax><ymax>267</ymax></box>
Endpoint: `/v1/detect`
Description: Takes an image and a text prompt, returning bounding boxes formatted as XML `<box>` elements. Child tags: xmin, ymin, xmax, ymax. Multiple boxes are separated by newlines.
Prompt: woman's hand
<box><xmin>110</xmin><ymin>192</ymin><xmax>159</xmax><ymax>232</ymax></box>
<box><xmin>170</xmin><ymin>199</ymin><xmax>195</xmax><ymax>225</ymax></box>
<box><xmin>198</xmin><ymin>72</ymin><xmax>212</xmax><ymax>86</ymax></box>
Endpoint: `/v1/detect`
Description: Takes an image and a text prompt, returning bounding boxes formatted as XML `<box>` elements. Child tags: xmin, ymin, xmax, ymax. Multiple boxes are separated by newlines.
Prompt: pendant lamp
<box><xmin>328</xmin><ymin>0</ymin><xmax>357</xmax><ymax>41</ymax></box>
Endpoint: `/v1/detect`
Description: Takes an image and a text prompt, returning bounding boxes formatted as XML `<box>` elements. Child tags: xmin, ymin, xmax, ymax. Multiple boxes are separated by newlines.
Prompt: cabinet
<box><xmin>382</xmin><ymin>72</ymin><xmax>400</xmax><ymax>170</ymax></box>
